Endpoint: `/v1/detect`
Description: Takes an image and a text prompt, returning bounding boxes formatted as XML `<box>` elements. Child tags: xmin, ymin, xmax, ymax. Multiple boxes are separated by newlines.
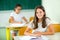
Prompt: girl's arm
<box><xmin>24</xmin><ymin>28</ymin><xmax>41</xmax><ymax>37</ymax></box>
<box><xmin>24</xmin><ymin>27</ymin><xmax>37</xmax><ymax>36</ymax></box>
<box><xmin>24</xmin><ymin>27</ymin><xmax>33</xmax><ymax>36</ymax></box>
<box><xmin>24</xmin><ymin>27</ymin><xmax>41</xmax><ymax>37</ymax></box>
<box><xmin>22</xmin><ymin>17</ymin><xmax>28</xmax><ymax>23</ymax></box>
<box><xmin>42</xmin><ymin>24</ymin><xmax>54</xmax><ymax>35</ymax></box>
<box><xmin>34</xmin><ymin>24</ymin><xmax>54</xmax><ymax>35</ymax></box>
<box><xmin>9</xmin><ymin>16</ymin><xmax>22</xmax><ymax>24</ymax></box>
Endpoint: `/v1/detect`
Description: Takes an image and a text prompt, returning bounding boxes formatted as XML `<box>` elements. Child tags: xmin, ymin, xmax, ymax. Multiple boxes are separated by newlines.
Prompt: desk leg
<box><xmin>6</xmin><ymin>28</ymin><xmax>10</xmax><ymax>40</ymax></box>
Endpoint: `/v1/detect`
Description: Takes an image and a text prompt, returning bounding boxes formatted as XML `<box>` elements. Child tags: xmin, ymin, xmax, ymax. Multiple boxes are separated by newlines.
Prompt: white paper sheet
<box><xmin>14</xmin><ymin>35</ymin><xmax>49</xmax><ymax>40</ymax></box>
<box><xmin>14</xmin><ymin>36</ymin><xmax>37</xmax><ymax>40</ymax></box>
<box><xmin>41</xmin><ymin>35</ymin><xmax>49</xmax><ymax>40</ymax></box>
<box><xmin>9</xmin><ymin>23</ymin><xmax>26</xmax><ymax>27</ymax></box>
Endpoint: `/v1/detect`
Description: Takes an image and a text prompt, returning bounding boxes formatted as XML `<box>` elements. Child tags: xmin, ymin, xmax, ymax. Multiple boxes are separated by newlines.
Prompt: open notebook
<box><xmin>14</xmin><ymin>36</ymin><xmax>37</xmax><ymax>40</ymax></box>
<box><xmin>9</xmin><ymin>23</ymin><xmax>26</xmax><ymax>27</ymax></box>
<box><xmin>14</xmin><ymin>35</ymin><xmax>49</xmax><ymax>40</ymax></box>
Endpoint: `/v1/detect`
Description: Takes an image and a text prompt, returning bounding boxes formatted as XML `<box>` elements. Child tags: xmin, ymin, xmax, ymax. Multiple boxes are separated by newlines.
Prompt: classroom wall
<box><xmin>42</xmin><ymin>0</ymin><xmax>60</xmax><ymax>24</ymax></box>
<box><xmin>0</xmin><ymin>28</ymin><xmax>6</xmax><ymax>40</ymax></box>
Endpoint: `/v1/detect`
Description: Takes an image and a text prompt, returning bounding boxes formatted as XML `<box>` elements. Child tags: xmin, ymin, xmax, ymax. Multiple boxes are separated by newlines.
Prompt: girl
<box><xmin>24</xmin><ymin>6</ymin><xmax>54</xmax><ymax>40</ymax></box>
<box><xmin>9</xmin><ymin>4</ymin><xmax>28</xmax><ymax>40</ymax></box>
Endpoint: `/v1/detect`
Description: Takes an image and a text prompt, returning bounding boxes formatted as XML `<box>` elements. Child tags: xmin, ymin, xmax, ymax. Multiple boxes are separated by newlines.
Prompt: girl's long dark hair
<box><xmin>33</xmin><ymin>5</ymin><xmax>47</xmax><ymax>29</ymax></box>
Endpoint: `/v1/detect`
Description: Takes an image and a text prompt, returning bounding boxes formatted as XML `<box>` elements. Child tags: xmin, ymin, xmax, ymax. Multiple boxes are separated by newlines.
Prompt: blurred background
<box><xmin>0</xmin><ymin>0</ymin><xmax>60</xmax><ymax>40</ymax></box>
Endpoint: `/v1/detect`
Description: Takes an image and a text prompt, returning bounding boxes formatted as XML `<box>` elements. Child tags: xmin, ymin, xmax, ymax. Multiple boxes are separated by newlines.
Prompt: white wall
<box><xmin>42</xmin><ymin>0</ymin><xmax>60</xmax><ymax>24</ymax></box>
<box><xmin>0</xmin><ymin>10</ymin><xmax>34</xmax><ymax>27</ymax></box>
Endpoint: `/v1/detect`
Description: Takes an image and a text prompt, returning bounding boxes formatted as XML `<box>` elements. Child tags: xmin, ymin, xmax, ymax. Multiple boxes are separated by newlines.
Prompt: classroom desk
<box><xmin>6</xmin><ymin>23</ymin><xmax>27</xmax><ymax>40</ymax></box>
<box><xmin>5</xmin><ymin>24</ymin><xmax>60</xmax><ymax>40</ymax></box>
<box><xmin>14</xmin><ymin>33</ymin><xmax>60</xmax><ymax>40</ymax></box>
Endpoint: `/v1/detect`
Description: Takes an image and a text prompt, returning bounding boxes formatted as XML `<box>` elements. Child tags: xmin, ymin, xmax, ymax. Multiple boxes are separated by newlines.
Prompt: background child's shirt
<box><xmin>10</xmin><ymin>11</ymin><xmax>24</xmax><ymax>23</ymax></box>
<box><xmin>10</xmin><ymin>11</ymin><xmax>25</xmax><ymax>34</ymax></box>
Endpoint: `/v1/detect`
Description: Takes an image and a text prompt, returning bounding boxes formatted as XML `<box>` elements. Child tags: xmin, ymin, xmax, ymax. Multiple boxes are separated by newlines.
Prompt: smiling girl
<box><xmin>24</xmin><ymin>6</ymin><xmax>54</xmax><ymax>40</ymax></box>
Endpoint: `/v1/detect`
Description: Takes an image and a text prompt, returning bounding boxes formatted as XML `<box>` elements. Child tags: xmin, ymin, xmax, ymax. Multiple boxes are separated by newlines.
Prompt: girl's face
<box><xmin>36</xmin><ymin>8</ymin><xmax>44</xmax><ymax>19</ymax></box>
<box><xmin>15</xmin><ymin>6</ymin><xmax>21</xmax><ymax>14</ymax></box>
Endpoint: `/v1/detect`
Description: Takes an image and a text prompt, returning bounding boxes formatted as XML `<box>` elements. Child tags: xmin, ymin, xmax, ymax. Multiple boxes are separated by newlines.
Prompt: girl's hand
<box><xmin>32</xmin><ymin>32</ymin><xmax>42</xmax><ymax>37</ymax></box>
<box><xmin>17</xmin><ymin>22</ymin><xmax>22</xmax><ymax>24</ymax></box>
<box><xmin>32</xmin><ymin>34</ymin><xmax>41</xmax><ymax>37</ymax></box>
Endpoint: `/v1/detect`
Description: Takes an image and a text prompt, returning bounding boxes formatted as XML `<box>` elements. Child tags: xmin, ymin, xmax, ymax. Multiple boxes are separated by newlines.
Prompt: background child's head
<box><xmin>14</xmin><ymin>4</ymin><xmax>22</xmax><ymax>14</ymax></box>
<box><xmin>33</xmin><ymin>5</ymin><xmax>47</xmax><ymax>29</ymax></box>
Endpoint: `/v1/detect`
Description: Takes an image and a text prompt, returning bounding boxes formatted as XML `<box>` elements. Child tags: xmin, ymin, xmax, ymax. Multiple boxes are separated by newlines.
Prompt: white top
<box><xmin>10</xmin><ymin>11</ymin><xmax>24</xmax><ymax>23</ymax></box>
<box><xmin>28</xmin><ymin>18</ymin><xmax>52</xmax><ymax>33</ymax></box>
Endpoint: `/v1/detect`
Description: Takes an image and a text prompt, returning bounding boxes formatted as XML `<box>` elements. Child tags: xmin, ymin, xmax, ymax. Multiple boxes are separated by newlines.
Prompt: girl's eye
<box><xmin>36</xmin><ymin>11</ymin><xmax>42</xmax><ymax>14</ymax></box>
<box><xmin>40</xmin><ymin>11</ymin><xmax>42</xmax><ymax>13</ymax></box>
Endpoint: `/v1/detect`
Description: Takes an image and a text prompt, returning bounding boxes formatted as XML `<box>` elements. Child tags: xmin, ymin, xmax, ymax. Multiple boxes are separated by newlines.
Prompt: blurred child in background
<box><xmin>9</xmin><ymin>4</ymin><xmax>28</xmax><ymax>40</ymax></box>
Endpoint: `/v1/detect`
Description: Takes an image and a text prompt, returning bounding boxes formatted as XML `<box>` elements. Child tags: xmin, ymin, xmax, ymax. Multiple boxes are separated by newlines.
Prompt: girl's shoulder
<box><xmin>46</xmin><ymin>17</ymin><xmax>52</xmax><ymax>26</ymax></box>
<box><xmin>46</xmin><ymin>17</ymin><xmax>51</xmax><ymax>21</ymax></box>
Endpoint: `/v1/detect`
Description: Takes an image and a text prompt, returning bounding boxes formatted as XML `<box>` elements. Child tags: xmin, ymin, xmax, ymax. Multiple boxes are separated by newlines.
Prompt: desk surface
<box><xmin>0</xmin><ymin>23</ymin><xmax>27</xmax><ymax>28</ymax></box>
<box><xmin>14</xmin><ymin>33</ymin><xmax>60</xmax><ymax>40</ymax></box>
